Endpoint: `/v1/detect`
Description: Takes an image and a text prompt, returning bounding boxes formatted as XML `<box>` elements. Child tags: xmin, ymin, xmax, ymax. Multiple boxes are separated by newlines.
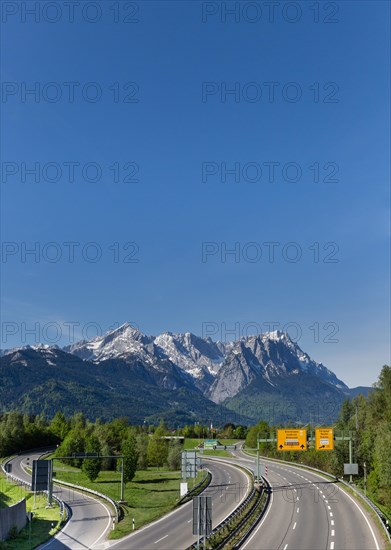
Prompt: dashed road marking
<box><xmin>293</xmin><ymin>522</ymin><xmax>297</xmax><ymax>530</ymax></box>
<box><xmin>331</xmin><ymin>530</ymin><xmax>335</xmax><ymax>536</ymax></box>
<box><xmin>283</xmin><ymin>544</ymin><xmax>288</xmax><ymax>550</ymax></box>
<box><xmin>154</xmin><ymin>535</ymin><xmax>168</xmax><ymax>544</ymax></box>
<box><xmin>330</xmin><ymin>543</ymin><xmax>335</xmax><ymax>550</ymax></box>
<box><xmin>297</xmin><ymin>507</ymin><xmax>299</xmax><ymax>513</ymax></box>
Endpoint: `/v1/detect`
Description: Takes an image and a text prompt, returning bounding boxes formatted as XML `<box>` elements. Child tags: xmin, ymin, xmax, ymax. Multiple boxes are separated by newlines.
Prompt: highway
<box><xmin>4</xmin><ymin>452</ymin><xmax>250</xmax><ymax>549</ymax></box>
<box><xmin>6</xmin><ymin>447</ymin><xmax>385</xmax><ymax>550</ymax></box>
<box><xmin>215</xmin><ymin>448</ymin><xmax>385</xmax><ymax>550</ymax></box>
<box><xmin>6</xmin><ymin>452</ymin><xmax>114</xmax><ymax>549</ymax></box>
<box><xmin>101</xmin><ymin>459</ymin><xmax>250</xmax><ymax>549</ymax></box>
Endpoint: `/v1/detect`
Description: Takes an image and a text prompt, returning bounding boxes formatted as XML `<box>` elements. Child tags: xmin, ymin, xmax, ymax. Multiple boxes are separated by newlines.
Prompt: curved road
<box><xmin>100</xmin><ymin>459</ymin><xmax>250</xmax><ymax>549</ymax></box>
<box><xmin>215</xmin><ymin>449</ymin><xmax>385</xmax><ymax>550</ymax></box>
<box><xmin>7</xmin><ymin>451</ymin><xmax>116</xmax><ymax>550</ymax></box>
<box><xmin>5</xmin><ymin>452</ymin><xmax>250</xmax><ymax>549</ymax></box>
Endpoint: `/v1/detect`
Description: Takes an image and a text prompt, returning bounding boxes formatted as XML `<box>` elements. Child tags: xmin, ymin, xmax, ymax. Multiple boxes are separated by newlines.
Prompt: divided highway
<box><xmin>5</xmin><ymin>452</ymin><xmax>250</xmax><ymax>549</ymax></box>
<box><xmin>99</xmin><ymin>459</ymin><xmax>250</xmax><ymax>549</ymax></box>
<box><xmin>216</xmin><ymin>448</ymin><xmax>385</xmax><ymax>550</ymax></box>
<box><xmin>7</xmin><ymin>447</ymin><xmax>384</xmax><ymax>549</ymax></box>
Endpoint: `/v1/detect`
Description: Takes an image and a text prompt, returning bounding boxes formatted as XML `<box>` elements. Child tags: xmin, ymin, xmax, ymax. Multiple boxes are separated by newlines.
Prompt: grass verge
<box><xmin>0</xmin><ymin>473</ymin><xmax>61</xmax><ymax>550</ymax></box>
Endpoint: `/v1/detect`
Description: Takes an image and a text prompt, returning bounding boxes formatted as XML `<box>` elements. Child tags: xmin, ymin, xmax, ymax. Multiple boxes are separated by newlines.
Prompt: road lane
<box><xmin>104</xmin><ymin>459</ymin><xmax>251</xmax><ymax>550</ymax></box>
<box><xmin>6</xmin><ymin>452</ymin><xmax>114</xmax><ymax>550</ymax></box>
<box><xmin>212</xmin><ymin>450</ymin><xmax>384</xmax><ymax>550</ymax></box>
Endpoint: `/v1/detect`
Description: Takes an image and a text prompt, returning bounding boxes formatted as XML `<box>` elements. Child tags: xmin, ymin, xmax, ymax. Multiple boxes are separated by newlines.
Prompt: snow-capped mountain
<box><xmin>207</xmin><ymin>330</ymin><xmax>348</xmax><ymax>403</ymax></box>
<box><xmin>62</xmin><ymin>323</ymin><xmax>348</xmax><ymax>401</ymax></box>
<box><xmin>1</xmin><ymin>323</ymin><xmax>358</xmax><ymax>424</ymax></box>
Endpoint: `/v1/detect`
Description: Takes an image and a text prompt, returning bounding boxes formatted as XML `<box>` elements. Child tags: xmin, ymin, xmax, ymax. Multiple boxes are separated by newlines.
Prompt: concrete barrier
<box><xmin>0</xmin><ymin>498</ymin><xmax>27</xmax><ymax>541</ymax></box>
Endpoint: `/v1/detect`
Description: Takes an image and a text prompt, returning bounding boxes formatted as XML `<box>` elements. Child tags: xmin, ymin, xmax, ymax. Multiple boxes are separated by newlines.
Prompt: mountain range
<box><xmin>0</xmin><ymin>323</ymin><xmax>371</xmax><ymax>425</ymax></box>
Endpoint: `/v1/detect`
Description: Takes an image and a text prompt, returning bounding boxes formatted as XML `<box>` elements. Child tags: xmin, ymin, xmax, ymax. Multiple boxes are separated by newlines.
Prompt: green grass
<box><xmin>52</xmin><ymin>460</ymin><xmax>202</xmax><ymax>540</ymax></box>
<box><xmin>0</xmin><ymin>474</ymin><xmax>61</xmax><ymax>549</ymax></box>
<box><xmin>183</xmin><ymin>438</ymin><xmax>204</xmax><ymax>449</ymax></box>
<box><xmin>202</xmin><ymin>449</ymin><xmax>233</xmax><ymax>458</ymax></box>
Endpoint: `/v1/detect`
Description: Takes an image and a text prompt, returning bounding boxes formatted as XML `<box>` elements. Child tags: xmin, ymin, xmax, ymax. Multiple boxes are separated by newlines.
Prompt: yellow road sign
<box><xmin>277</xmin><ymin>429</ymin><xmax>307</xmax><ymax>451</ymax></box>
<box><xmin>315</xmin><ymin>428</ymin><xmax>334</xmax><ymax>451</ymax></box>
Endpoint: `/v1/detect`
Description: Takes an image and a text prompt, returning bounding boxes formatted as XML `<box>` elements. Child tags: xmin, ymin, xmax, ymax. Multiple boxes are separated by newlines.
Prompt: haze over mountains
<box><xmin>0</xmin><ymin>323</ymin><xmax>370</xmax><ymax>425</ymax></box>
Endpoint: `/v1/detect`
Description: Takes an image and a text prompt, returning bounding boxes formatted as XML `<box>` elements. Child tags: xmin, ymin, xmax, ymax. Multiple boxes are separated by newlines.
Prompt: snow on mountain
<box><xmin>61</xmin><ymin>324</ymin><xmax>348</xmax><ymax>403</ymax></box>
<box><xmin>63</xmin><ymin>323</ymin><xmax>153</xmax><ymax>363</ymax></box>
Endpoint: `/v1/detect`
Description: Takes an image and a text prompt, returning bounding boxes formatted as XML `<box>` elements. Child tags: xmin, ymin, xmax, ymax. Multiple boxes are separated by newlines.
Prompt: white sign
<box><xmin>180</xmin><ymin>482</ymin><xmax>188</xmax><ymax>497</ymax></box>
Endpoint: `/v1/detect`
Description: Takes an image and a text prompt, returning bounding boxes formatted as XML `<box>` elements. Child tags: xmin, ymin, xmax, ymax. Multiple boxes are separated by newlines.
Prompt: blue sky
<box><xmin>1</xmin><ymin>1</ymin><xmax>390</xmax><ymax>387</ymax></box>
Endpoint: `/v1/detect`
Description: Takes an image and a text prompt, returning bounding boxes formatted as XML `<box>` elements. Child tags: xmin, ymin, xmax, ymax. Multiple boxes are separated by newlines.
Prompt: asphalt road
<box><xmin>101</xmin><ymin>459</ymin><xmax>251</xmax><ymax>550</ymax></box>
<box><xmin>7</xmin><ymin>452</ymin><xmax>114</xmax><ymax>550</ymax></box>
<box><xmin>5</xmin><ymin>452</ymin><xmax>250</xmax><ymax>550</ymax></box>
<box><xmin>216</xmin><ymin>449</ymin><xmax>384</xmax><ymax>550</ymax></box>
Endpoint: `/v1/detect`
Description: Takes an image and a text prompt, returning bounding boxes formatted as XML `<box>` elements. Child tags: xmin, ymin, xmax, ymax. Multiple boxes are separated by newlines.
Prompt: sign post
<box><xmin>193</xmin><ymin>496</ymin><xmax>212</xmax><ymax>549</ymax></box>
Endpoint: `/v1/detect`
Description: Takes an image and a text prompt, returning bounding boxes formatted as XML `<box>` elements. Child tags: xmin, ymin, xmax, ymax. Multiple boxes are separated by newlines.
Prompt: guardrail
<box><xmin>177</xmin><ymin>469</ymin><xmax>212</xmax><ymax>506</ymax></box>
<box><xmin>1</xmin><ymin>456</ymin><xmax>71</xmax><ymax>526</ymax></box>
<box><xmin>187</xmin><ymin>462</ymin><xmax>270</xmax><ymax>550</ymax></box>
<box><xmin>242</xmin><ymin>448</ymin><xmax>391</xmax><ymax>545</ymax></box>
<box><xmin>26</xmin><ymin>450</ymin><xmax>120</xmax><ymax>524</ymax></box>
<box><xmin>52</xmin><ymin>477</ymin><xmax>120</xmax><ymax>524</ymax></box>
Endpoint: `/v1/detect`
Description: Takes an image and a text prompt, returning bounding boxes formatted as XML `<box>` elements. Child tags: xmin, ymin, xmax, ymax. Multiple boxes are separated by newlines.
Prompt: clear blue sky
<box><xmin>1</xmin><ymin>1</ymin><xmax>390</xmax><ymax>388</ymax></box>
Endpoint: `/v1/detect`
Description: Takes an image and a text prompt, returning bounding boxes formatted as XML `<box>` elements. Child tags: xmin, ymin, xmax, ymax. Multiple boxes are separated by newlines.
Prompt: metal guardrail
<box><xmin>242</xmin><ymin>449</ymin><xmax>391</xmax><ymax>546</ymax></box>
<box><xmin>187</xmin><ymin>462</ymin><xmax>270</xmax><ymax>550</ymax></box>
<box><xmin>30</xmin><ymin>450</ymin><xmax>120</xmax><ymax>523</ymax></box>
<box><xmin>177</xmin><ymin>469</ymin><xmax>212</xmax><ymax>506</ymax></box>
<box><xmin>52</xmin><ymin>477</ymin><xmax>120</xmax><ymax>524</ymax></box>
<box><xmin>1</xmin><ymin>456</ymin><xmax>71</xmax><ymax>525</ymax></box>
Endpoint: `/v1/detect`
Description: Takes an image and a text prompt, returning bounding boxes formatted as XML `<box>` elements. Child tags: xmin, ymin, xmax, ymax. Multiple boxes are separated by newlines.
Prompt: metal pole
<box><xmin>256</xmin><ymin>449</ymin><xmax>259</xmax><ymax>483</ymax></box>
<box><xmin>349</xmin><ymin>432</ymin><xmax>353</xmax><ymax>483</ymax></box>
<box><xmin>47</xmin><ymin>459</ymin><xmax>53</xmax><ymax>507</ymax></box>
<box><xmin>364</xmin><ymin>462</ymin><xmax>367</xmax><ymax>496</ymax></box>
<box><xmin>203</xmin><ymin>497</ymin><xmax>207</xmax><ymax>549</ymax></box>
<box><xmin>197</xmin><ymin>497</ymin><xmax>200</xmax><ymax>550</ymax></box>
<box><xmin>34</xmin><ymin>461</ymin><xmax>38</xmax><ymax>508</ymax></box>
<box><xmin>121</xmin><ymin>458</ymin><xmax>125</xmax><ymax>501</ymax></box>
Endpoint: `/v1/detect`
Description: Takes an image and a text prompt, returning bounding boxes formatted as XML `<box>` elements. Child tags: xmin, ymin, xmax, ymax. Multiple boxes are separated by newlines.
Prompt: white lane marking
<box><xmin>320</xmin><ymin>490</ymin><xmax>323</xmax><ymax>494</ymax></box>
<box><xmin>330</xmin><ymin>512</ymin><xmax>333</xmax><ymax>517</ymax></box>
<box><xmin>154</xmin><ymin>535</ymin><xmax>168</xmax><ymax>544</ymax></box>
<box><xmin>297</xmin><ymin>507</ymin><xmax>299</xmax><ymax>513</ymax></box>
<box><xmin>327</xmin><ymin>505</ymin><xmax>331</xmax><ymax>510</ymax></box>
<box><xmin>296</xmin><ymin>497</ymin><xmax>300</xmax><ymax>501</ymax></box>
<box><xmin>88</xmin><ymin>497</ymin><xmax>113</xmax><ymax>549</ymax></box>
<box><xmin>331</xmin><ymin>530</ymin><xmax>335</xmax><ymax>536</ymax></box>
<box><xmin>322</xmin><ymin>495</ymin><xmax>326</xmax><ymax>499</ymax></box>
<box><xmin>241</xmin><ymin>481</ymin><xmax>274</xmax><ymax>549</ymax></box>
<box><xmin>325</xmin><ymin>500</ymin><xmax>328</xmax><ymax>503</ymax></box>
<box><xmin>261</xmin><ymin>457</ymin><xmax>380</xmax><ymax>550</ymax></box>
<box><xmin>187</xmin><ymin>520</ymin><xmax>191</xmax><ymax>523</ymax></box>
<box><xmin>330</xmin><ymin>543</ymin><xmax>335</xmax><ymax>550</ymax></box>
<box><xmin>331</xmin><ymin>520</ymin><xmax>334</xmax><ymax>526</ymax></box>
<box><xmin>336</xmin><ymin>483</ymin><xmax>380</xmax><ymax>550</ymax></box>
<box><xmin>293</xmin><ymin>522</ymin><xmax>297</xmax><ymax>530</ymax></box>
<box><xmin>284</xmin><ymin>544</ymin><xmax>288</xmax><ymax>550</ymax></box>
